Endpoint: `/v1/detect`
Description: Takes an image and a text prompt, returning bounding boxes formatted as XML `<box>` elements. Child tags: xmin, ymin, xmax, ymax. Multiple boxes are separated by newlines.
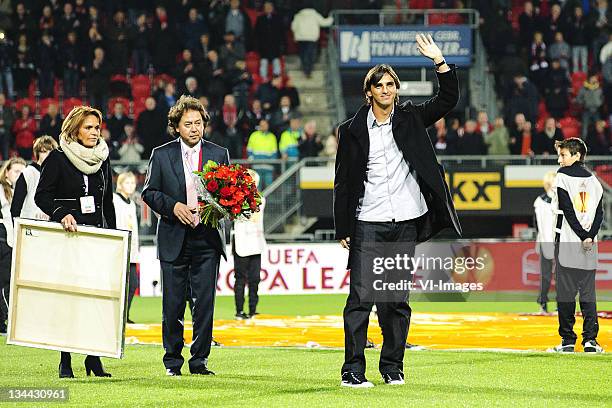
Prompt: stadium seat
<box><xmin>538</xmin><ymin>100</ymin><xmax>548</xmax><ymax>118</ymax></box>
<box><xmin>153</xmin><ymin>73</ymin><xmax>176</xmax><ymax>86</ymax></box>
<box><xmin>62</xmin><ymin>97</ymin><xmax>83</xmax><ymax>116</ymax></box>
<box><xmin>39</xmin><ymin>98</ymin><xmax>59</xmax><ymax>116</ymax></box>
<box><xmin>535</xmin><ymin>117</ymin><xmax>546</xmax><ymax>132</ymax></box>
<box><xmin>245</xmin><ymin>7</ymin><xmax>261</xmax><ymax>27</ymax></box>
<box><xmin>559</xmin><ymin>116</ymin><xmax>581</xmax><ymax>138</ymax></box>
<box><xmin>110</xmin><ymin>75</ymin><xmax>131</xmax><ymax>98</ymax></box>
<box><xmin>27</xmin><ymin>80</ymin><xmax>37</xmax><ymax>99</ymax></box>
<box><xmin>132</xmin><ymin>96</ymin><xmax>147</xmax><ymax>120</ymax></box>
<box><xmin>15</xmin><ymin>97</ymin><xmax>35</xmax><ymax>112</ymax></box>
<box><xmin>131</xmin><ymin>75</ymin><xmax>151</xmax><ymax>99</ymax></box>
<box><xmin>594</xmin><ymin>164</ymin><xmax>612</xmax><ymax>186</ymax></box>
<box><xmin>571</xmin><ymin>71</ymin><xmax>587</xmax><ymax>95</ymax></box>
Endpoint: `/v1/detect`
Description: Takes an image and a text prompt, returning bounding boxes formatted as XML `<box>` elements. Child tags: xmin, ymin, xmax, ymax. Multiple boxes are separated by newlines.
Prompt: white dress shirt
<box><xmin>356</xmin><ymin>108</ymin><xmax>428</xmax><ymax>222</ymax></box>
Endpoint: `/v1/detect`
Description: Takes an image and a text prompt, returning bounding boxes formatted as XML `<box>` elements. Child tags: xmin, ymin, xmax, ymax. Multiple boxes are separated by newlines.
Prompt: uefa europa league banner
<box><xmin>138</xmin><ymin>242</ymin><xmax>612</xmax><ymax>297</ymax></box>
<box><xmin>338</xmin><ymin>25</ymin><xmax>473</xmax><ymax>67</ymax></box>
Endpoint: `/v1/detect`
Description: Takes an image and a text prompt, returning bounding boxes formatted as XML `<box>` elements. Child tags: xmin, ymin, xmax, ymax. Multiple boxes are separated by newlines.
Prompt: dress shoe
<box><xmin>84</xmin><ymin>355</ymin><xmax>111</xmax><ymax>377</ymax></box>
<box><xmin>127</xmin><ymin>318</ymin><xmax>135</xmax><ymax>324</ymax></box>
<box><xmin>190</xmin><ymin>366</ymin><xmax>215</xmax><ymax>375</ymax></box>
<box><xmin>166</xmin><ymin>368</ymin><xmax>182</xmax><ymax>376</ymax></box>
<box><xmin>58</xmin><ymin>363</ymin><xmax>74</xmax><ymax>378</ymax></box>
<box><xmin>248</xmin><ymin>312</ymin><xmax>260</xmax><ymax>318</ymax></box>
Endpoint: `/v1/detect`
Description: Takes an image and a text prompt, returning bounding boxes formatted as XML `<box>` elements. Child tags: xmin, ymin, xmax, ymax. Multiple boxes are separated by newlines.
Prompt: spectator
<box><xmin>83</xmin><ymin>24</ymin><xmax>104</xmax><ymax>69</ymax></box>
<box><xmin>600</xmin><ymin>33</ymin><xmax>612</xmax><ymax>67</ymax></box>
<box><xmin>542</xmin><ymin>4</ymin><xmax>564</xmax><ymax>45</ymax></box>
<box><xmin>254</xmin><ymin>1</ymin><xmax>284</xmax><ymax>81</ymax></box>
<box><xmin>518</xmin><ymin>1</ymin><xmax>538</xmax><ymax>51</ymax></box>
<box><xmin>118</xmin><ymin>124</ymin><xmax>144</xmax><ymax>162</ymax></box>
<box><xmin>298</xmin><ymin>120</ymin><xmax>323</xmax><ymax>159</ymax></box>
<box><xmin>0</xmin><ymin>93</ymin><xmax>14</xmax><ymax>160</ymax></box>
<box><xmin>544</xmin><ymin>59</ymin><xmax>570</xmax><ymax>119</ymax></box>
<box><xmin>137</xmin><ymin>97</ymin><xmax>168</xmax><ymax>159</ymax></box>
<box><xmin>577</xmin><ymin>74</ymin><xmax>604</xmax><ymax>137</ymax></box>
<box><xmin>12</xmin><ymin>104</ymin><xmax>36</xmax><ymax>160</ymax></box>
<box><xmin>131</xmin><ymin>13</ymin><xmax>152</xmax><ymax>75</ymax></box>
<box><xmin>279</xmin><ymin>116</ymin><xmax>302</xmax><ymax>160</ymax></box>
<box><xmin>219</xmin><ymin>31</ymin><xmax>245</xmax><ymax>72</ymax></box>
<box><xmin>476</xmin><ymin>110</ymin><xmax>492</xmax><ymax>138</ymax></box>
<box><xmin>589</xmin><ymin>0</ymin><xmax>612</xmax><ymax>70</ymax></box>
<box><xmin>532</xmin><ymin>117</ymin><xmax>564</xmax><ymax>155</ymax></box>
<box><xmin>157</xmin><ymin>82</ymin><xmax>176</xmax><ymax>115</ymax></box>
<box><xmin>86</xmin><ymin>47</ymin><xmax>111</xmax><ymax>116</ymax></box>
<box><xmin>457</xmin><ymin>120</ymin><xmax>486</xmax><ymax>155</ymax></box>
<box><xmin>270</xmin><ymin>95</ymin><xmax>298</xmax><ymax>136</ymax></box>
<box><xmin>226</xmin><ymin>60</ymin><xmax>253</xmax><ymax>112</ymax></box>
<box><xmin>484</xmin><ymin>117</ymin><xmax>510</xmax><ymax>155</ymax></box>
<box><xmin>586</xmin><ymin>119</ymin><xmax>611</xmax><ymax>155</ymax></box>
<box><xmin>322</xmin><ymin>127</ymin><xmax>338</xmax><ymax>159</ymax></box>
<box><xmin>175</xmin><ymin>49</ymin><xmax>201</xmax><ymax>92</ymax></box>
<box><xmin>247</xmin><ymin>118</ymin><xmax>277</xmax><ymax>188</ymax></box>
<box><xmin>182</xmin><ymin>8</ymin><xmax>208</xmax><ymax>51</ymax></box>
<box><xmin>152</xmin><ymin>6</ymin><xmax>178</xmax><ymax>75</ymax></box>
<box><xmin>39</xmin><ymin>5</ymin><xmax>55</xmax><ymax>34</ymax></box>
<box><xmin>568</xmin><ymin>5</ymin><xmax>588</xmax><ymax>73</ymax></box>
<box><xmin>224</xmin><ymin>0</ymin><xmax>252</xmax><ymax>49</ymax></box>
<box><xmin>509</xmin><ymin>113</ymin><xmax>527</xmax><ymax>155</ymax></box>
<box><xmin>429</xmin><ymin>117</ymin><xmax>449</xmax><ymax>155</ymax></box>
<box><xmin>12</xmin><ymin>2</ymin><xmax>36</xmax><ymax>42</ymax></box>
<box><xmin>244</xmin><ymin>99</ymin><xmax>269</xmax><ymax>135</ymax></box>
<box><xmin>62</xmin><ymin>31</ymin><xmax>80</xmax><ymax>98</ymax></box>
<box><xmin>102</xmin><ymin>127</ymin><xmax>120</xmax><ymax>160</ymax></box>
<box><xmin>39</xmin><ymin>103</ymin><xmax>61</xmax><ymax>140</ymax></box>
<box><xmin>106</xmin><ymin>102</ymin><xmax>132</xmax><ymax>143</ymax></box>
<box><xmin>217</xmin><ymin>94</ymin><xmax>244</xmax><ymax>159</ymax></box>
<box><xmin>505</xmin><ymin>75</ymin><xmax>539</xmax><ymax>124</ymax></box>
<box><xmin>203</xmin><ymin>123</ymin><xmax>225</xmax><ymax>147</ymax></box>
<box><xmin>13</xmin><ymin>34</ymin><xmax>34</xmax><ymax>99</ymax></box>
<box><xmin>0</xmin><ymin>33</ymin><xmax>14</xmax><ymax>100</ymax></box>
<box><xmin>446</xmin><ymin>117</ymin><xmax>460</xmax><ymax>154</ymax></box>
<box><xmin>56</xmin><ymin>2</ymin><xmax>78</xmax><ymax>41</ymax></box>
<box><xmin>279</xmin><ymin>76</ymin><xmax>300</xmax><ymax>108</ymax></box>
<box><xmin>193</xmin><ymin>33</ymin><xmax>211</xmax><ymax>63</ymax></box>
<box><xmin>106</xmin><ymin>10</ymin><xmax>130</xmax><ymax>74</ymax></box>
<box><xmin>548</xmin><ymin>31</ymin><xmax>571</xmax><ymax>72</ymax></box>
<box><xmin>184</xmin><ymin>76</ymin><xmax>202</xmax><ymax>99</ymax></box>
<box><xmin>202</xmin><ymin>50</ymin><xmax>226</xmax><ymax>108</ymax></box>
<box><xmin>529</xmin><ymin>31</ymin><xmax>549</xmax><ymax>95</ymax></box>
<box><xmin>291</xmin><ymin>4</ymin><xmax>333</xmax><ymax>77</ymax></box>
<box><xmin>256</xmin><ymin>75</ymin><xmax>282</xmax><ymax>112</ymax></box>
<box><xmin>36</xmin><ymin>33</ymin><xmax>56</xmax><ymax>98</ymax></box>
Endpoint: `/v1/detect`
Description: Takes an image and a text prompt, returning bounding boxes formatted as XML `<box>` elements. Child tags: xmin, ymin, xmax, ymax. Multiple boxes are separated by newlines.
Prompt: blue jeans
<box><xmin>259</xmin><ymin>58</ymin><xmax>281</xmax><ymax>81</ymax></box>
<box><xmin>298</xmin><ymin>41</ymin><xmax>317</xmax><ymax>75</ymax></box>
<box><xmin>0</xmin><ymin>68</ymin><xmax>14</xmax><ymax>99</ymax></box>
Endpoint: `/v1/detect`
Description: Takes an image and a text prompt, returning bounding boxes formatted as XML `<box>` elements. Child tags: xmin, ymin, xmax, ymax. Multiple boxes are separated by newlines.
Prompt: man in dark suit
<box><xmin>334</xmin><ymin>34</ymin><xmax>461</xmax><ymax>388</ymax></box>
<box><xmin>142</xmin><ymin>95</ymin><xmax>229</xmax><ymax>376</ymax></box>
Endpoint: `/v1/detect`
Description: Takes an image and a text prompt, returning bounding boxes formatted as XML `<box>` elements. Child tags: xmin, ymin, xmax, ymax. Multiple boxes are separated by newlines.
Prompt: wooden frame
<box><xmin>6</xmin><ymin>219</ymin><xmax>131</xmax><ymax>359</ymax></box>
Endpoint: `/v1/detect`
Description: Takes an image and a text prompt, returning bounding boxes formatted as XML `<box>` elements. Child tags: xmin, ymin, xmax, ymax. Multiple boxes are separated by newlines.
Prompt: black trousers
<box><xmin>342</xmin><ymin>219</ymin><xmax>417</xmax><ymax>375</ymax></box>
<box><xmin>126</xmin><ymin>263</ymin><xmax>139</xmax><ymax>319</ymax></box>
<box><xmin>0</xmin><ymin>225</ymin><xmax>11</xmax><ymax>326</ymax></box>
<box><xmin>537</xmin><ymin>256</ymin><xmax>553</xmax><ymax>305</ymax></box>
<box><xmin>160</xmin><ymin>227</ymin><xmax>220</xmax><ymax>371</ymax></box>
<box><xmin>233</xmin><ymin>253</ymin><xmax>261</xmax><ymax>314</ymax></box>
<box><xmin>556</xmin><ymin>262</ymin><xmax>599</xmax><ymax>345</ymax></box>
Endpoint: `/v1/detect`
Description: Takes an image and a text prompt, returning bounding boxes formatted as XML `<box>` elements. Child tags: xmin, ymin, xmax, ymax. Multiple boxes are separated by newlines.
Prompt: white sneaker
<box><xmin>341</xmin><ymin>372</ymin><xmax>374</xmax><ymax>388</ymax></box>
<box><xmin>546</xmin><ymin>344</ymin><xmax>575</xmax><ymax>353</ymax></box>
<box><xmin>583</xmin><ymin>340</ymin><xmax>604</xmax><ymax>353</ymax></box>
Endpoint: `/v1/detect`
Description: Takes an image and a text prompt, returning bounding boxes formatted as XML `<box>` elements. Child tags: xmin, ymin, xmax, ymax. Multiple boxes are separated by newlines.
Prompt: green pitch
<box><xmin>2</xmin><ymin>294</ymin><xmax>610</xmax><ymax>407</ymax></box>
<box><xmin>0</xmin><ymin>339</ymin><xmax>610</xmax><ymax>407</ymax></box>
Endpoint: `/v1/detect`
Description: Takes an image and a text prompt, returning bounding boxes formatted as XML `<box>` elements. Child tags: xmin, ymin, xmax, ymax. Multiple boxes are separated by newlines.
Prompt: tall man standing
<box><xmin>142</xmin><ymin>95</ymin><xmax>230</xmax><ymax>376</ymax></box>
<box><xmin>334</xmin><ymin>34</ymin><xmax>461</xmax><ymax>388</ymax></box>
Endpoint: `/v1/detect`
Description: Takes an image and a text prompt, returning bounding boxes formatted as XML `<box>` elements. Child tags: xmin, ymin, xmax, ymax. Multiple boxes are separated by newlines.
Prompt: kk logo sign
<box><xmin>340</xmin><ymin>31</ymin><xmax>371</xmax><ymax>63</ymax></box>
<box><xmin>451</xmin><ymin>172</ymin><xmax>501</xmax><ymax>210</ymax></box>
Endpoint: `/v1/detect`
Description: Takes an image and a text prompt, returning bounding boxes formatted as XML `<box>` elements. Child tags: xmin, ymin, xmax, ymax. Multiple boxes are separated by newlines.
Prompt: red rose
<box><xmin>231</xmin><ymin>205</ymin><xmax>241</xmax><ymax>214</ymax></box>
<box><xmin>220</xmin><ymin>186</ymin><xmax>232</xmax><ymax>197</ymax></box>
<box><xmin>206</xmin><ymin>180</ymin><xmax>219</xmax><ymax>192</ymax></box>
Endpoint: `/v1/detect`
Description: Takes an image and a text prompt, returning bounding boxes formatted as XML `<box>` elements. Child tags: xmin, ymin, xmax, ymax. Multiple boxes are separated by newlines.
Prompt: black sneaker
<box><xmin>382</xmin><ymin>372</ymin><xmax>405</xmax><ymax>385</ymax></box>
<box><xmin>341</xmin><ymin>372</ymin><xmax>374</xmax><ymax>388</ymax></box>
<box><xmin>235</xmin><ymin>312</ymin><xmax>249</xmax><ymax>320</ymax></box>
<box><xmin>583</xmin><ymin>340</ymin><xmax>604</xmax><ymax>353</ymax></box>
<box><xmin>0</xmin><ymin>322</ymin><xmax>6</xmax><ymax>336</ymax></box>
<box><xmin>249</xmin><ymin>312</ymin><xmax>260</xmax><ymax>318</ymax></box>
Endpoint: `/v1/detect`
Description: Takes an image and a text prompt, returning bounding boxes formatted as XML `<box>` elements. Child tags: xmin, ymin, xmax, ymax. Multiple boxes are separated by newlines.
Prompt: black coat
<box><xmin>334</xmin><ymin>66</ymin><xmax>461</xmax><ymax>243</ymax></box>
<box><xmin>35</xmin><ymin>148</ymin><xmax>116</xmax><ymax>229</ymax></box>
<box><xmin>141</xmin><ymin>139</ymin><xmax>230</xmax><ymax>262</ymax></box>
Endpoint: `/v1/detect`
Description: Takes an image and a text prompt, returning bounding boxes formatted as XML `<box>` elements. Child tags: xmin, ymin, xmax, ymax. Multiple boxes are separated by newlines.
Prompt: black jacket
<box><xmin>334</xmin><ymin>66</ymin><xmax>461</xmax><ymax>242</ymax></box>
<box><xmin>35</xmin><ymin>149</ymin><xmax>116</xmax><ymax>229</ymax></box>
<box><xmin>141</xmin><ymin>139</ymin><xmax>230</xmax><ymax>262</ymax></box>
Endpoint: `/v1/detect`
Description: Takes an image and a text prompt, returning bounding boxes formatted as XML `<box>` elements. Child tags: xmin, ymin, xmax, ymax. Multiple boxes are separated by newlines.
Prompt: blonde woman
<box><xmin>0</xmin><ymin>157</ymin><xmax>26</xmax><ymax>335</ymax></box>
<box><xmin>35</xmin><ymin>106</ymin><xmax>116</xmax><ymax>378</ymax></box>
<box><xmin>113</xmin><ymin>172</ymin><xmax>139</xmax><ymax>323</ymax></box>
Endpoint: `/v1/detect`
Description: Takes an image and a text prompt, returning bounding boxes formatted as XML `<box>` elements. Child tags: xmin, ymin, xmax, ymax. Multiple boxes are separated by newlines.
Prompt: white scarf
<box><xmin>60</xmin><ymin>135</ymin><xmax>109</xmax><ymax>174</ymax></box>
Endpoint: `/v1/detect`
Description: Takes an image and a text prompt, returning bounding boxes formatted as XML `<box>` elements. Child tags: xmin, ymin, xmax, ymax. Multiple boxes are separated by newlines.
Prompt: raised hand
<box><xmin>415</xmin><ymin>33</ymin><xmax>443</xmax><ymax>62</ymax></box>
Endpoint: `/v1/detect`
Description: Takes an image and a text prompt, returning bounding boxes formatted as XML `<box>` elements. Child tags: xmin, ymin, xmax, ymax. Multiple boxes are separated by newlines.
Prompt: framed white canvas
<box><xmin>6</xmin><ymin>219</ymin><xmax>131</xmax><ymax>359</ymax></box>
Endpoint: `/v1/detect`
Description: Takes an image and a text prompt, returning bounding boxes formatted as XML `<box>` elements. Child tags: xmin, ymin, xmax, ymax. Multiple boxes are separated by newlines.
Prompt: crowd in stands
<box><xmin>0</xmin><ymin>0</ymin><xmax>338</xmax><ymax>173</ymax></box>
<box><xmin>456</xmin><ymin>0</ymin><xmax>612</xmax><ymax>156</ymax></box>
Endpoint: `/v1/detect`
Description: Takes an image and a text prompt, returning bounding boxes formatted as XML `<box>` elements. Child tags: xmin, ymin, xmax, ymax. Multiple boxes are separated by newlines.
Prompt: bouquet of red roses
<box><xmin>193</xmin><ymin>160</ymin><xmax>262</xmax><ymax>228</ymax></box>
